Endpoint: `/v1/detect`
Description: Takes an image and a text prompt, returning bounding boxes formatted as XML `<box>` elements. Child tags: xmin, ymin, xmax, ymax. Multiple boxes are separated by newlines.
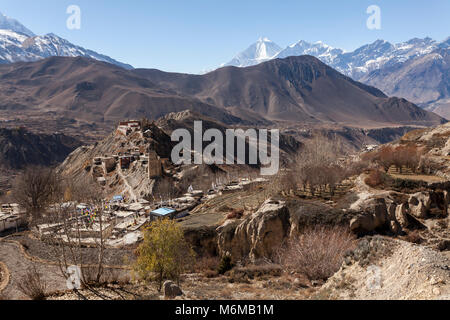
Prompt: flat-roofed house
<box><xmin>149</xmin><ymin>207</ymin><xmax>176</xmax><ymax>220</ymax></box>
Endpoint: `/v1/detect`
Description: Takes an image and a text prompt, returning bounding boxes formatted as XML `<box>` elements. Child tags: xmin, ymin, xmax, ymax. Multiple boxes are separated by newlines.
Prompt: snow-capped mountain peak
<box><xmin>0</xmin><ymin>11</ymin><xmax>132</xmax><ymax>69</ymax></box>
<box><xmin>275</xmin><ymin>40</ymin><xmax>344</xmax><ymax>65</ymax></box>
<box><xmin>20</xmin><ymin>33</ymin><xmax>133</xmax><ymax>69</ymax></box>
<box><xmin>224</xmin><ymin>37</ymin><xmax>282</xmax><ymax>67</ymax></box>
<box><xmin>254</xmin><ymin>37</ymin><xmax>278</xmax><ymax>60</ymax></box>
<box><xmin>438</xmin><ymin>36</ymin><xmax>450</xmax><ymax>49</ymax></box>
<box><xmin>0</xmin><ymin>11</ymin><xmax>34</xmax><ymax>37</ymax></box>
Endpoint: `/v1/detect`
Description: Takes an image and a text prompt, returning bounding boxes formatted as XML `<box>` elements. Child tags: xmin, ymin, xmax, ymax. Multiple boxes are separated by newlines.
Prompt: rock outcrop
<box><xmin>409</xmin><ymin>192</ymin><xmax>431</xmax><ymax>219</ymax></box>
<box><xmin>349</xmin><ymin>187</ymin><xmax>450</xmax><ymax>235</ymax></box>
<box><xmin>217</xmin><ymin>199</ymin><xmax>291</xmax><ymax>262</ymax></box>
<box><xmin>349</xmin><ymin>198</ymin><xmax>389</xmax><ymax>235</ymax></box>
<box><xmin>0</xmin><ymin>127</ymin><xmax>81</xmax><ymax>170</ymax></box>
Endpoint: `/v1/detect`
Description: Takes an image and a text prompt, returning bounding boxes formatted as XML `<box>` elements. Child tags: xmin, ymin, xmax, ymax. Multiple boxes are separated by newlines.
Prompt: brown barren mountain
<box><xmin>0</xmin><ymin>55</ymin><xmax>446</xmax><ymax>130</ymax></box>
<box><xmin>0</xmin><ymin>57</ymin><xmax>243</xmax><ymax>125</ymax></box>
<box><xmin>135</xmin><ymin>55</ymin><xmax>446</xmax><ymax>127</ymax></box>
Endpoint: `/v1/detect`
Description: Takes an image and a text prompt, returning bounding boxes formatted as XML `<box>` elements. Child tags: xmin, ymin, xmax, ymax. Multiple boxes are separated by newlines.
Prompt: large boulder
<box><xmin>217</xmin><ymin>199</ymin><xmax>291</xmax><ymax>262</ymax></box>
<box><xmin>163</xmin><ymin>280</ymin><xmax>183</xmax><ymax>298</ymax></box>
<box><xmin>349</xmin><ymin>198</ymin><xmax>388</xmax><ymax>235</ymax></box>
<box><xmin>408</xmin><ymin>192</ymin><xmax>431</xmax><ymax>219</ymax></box>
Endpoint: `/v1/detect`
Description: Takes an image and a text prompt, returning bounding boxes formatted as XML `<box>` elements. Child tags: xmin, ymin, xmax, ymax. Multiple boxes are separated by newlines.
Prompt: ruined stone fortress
<box><xmin>92</xmin><ymin>120</ymin><xmax>165</xmax><ymax>186</ymax></box>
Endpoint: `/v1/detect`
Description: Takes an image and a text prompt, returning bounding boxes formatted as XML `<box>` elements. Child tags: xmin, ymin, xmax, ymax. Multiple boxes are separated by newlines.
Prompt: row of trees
<box><xmin>361</xmin><ymin>144</ymin><xmax>423</xmax><ymax>171</ymax></box>
<box><xmin>271</xmin><ymin>137</ymin><xmax>440</xmax><ymax>198</ymax></box>
<box><xmin>273</xmin><ymin>135</ymin><xmax>356</xmax><ymax>197</ymax></box>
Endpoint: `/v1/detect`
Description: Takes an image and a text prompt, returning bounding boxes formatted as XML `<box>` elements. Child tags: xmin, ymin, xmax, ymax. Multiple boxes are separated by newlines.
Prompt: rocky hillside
<box><xmin>58</xmin><ymin>111</ymin><xmax>302</xmax><ymax>200</ymax></box>
<box><xmin>58</xmin><ymin>122</ymin><xmax>172</xmax><ymax>200</ymax></box>
<box><xmin>328</xmin><ymin>123</ymin><xmax>450</xmax><ymax>264</ymax></box>
<box><xmin>398</xmin><ymin>123</ymin><xmax>450</xmax><ymax>179</ymax></box>
<box><xmin>0</xmin><ymin>127</ymin><xmax>81</xmax><ymax>195</ymax></box>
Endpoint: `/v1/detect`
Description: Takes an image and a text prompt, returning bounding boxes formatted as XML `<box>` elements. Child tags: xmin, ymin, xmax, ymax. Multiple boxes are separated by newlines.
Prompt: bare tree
<box><xmin>362</xmin><ymin>144</ymin><xmax>423</xmax><ymax>172</ymax></box>
<box><xmin>17</xmin><ymin>264</ymin><xmax>47</xmax><ymax>300</ymax></box>
<box><xmin>12</xmin><ymin>166</ymin><xmax>62</xmax><ymax>222</ymax></box>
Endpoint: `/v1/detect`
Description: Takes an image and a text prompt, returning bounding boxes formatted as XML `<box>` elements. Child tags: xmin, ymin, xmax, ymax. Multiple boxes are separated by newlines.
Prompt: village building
<box><xmin>117</xmin><ymin>120</ymin><xmax>141</xmax><ymax>136</ymax></box>
<box><xmin>388</xmin><ymin>165</ymin><xmax>415</xmax><ymax>175</ymax></box>
<box><xmin>149</xmin><ymin>207</ymin><xmax>176</xmax><ymax>220</ymax></box>
<box><xmin>0</xmin><ymin>204</ymin><xmax>27</xmax><ymax>233</ymax></box>
<box><xmin>102</xmin><ymin>156</ymin><xmax>117</xmax><ymax>173</ymax></box>
<box><xmin>148</xmin><ymin>150</ymin><xmax>162</xmax><ymax>178</ymax></box>
<box><xmin>97</xmin><ymin>177</ymin><xmax>107</xmax><ymax>186</ymax></box>
<box><xmin>93</xmin><ymin>157</ymin><xmax>102</xmax><ymax>166</ymax></box>
<box><xmin>0</xmin><ymin>213</ymin><xmax>26</xmax><ymax>233</ymax></box>
<box><xmin>120</xmin><ymin>155</ymin><xmax>132</xmax><ymax>169</ymax></box>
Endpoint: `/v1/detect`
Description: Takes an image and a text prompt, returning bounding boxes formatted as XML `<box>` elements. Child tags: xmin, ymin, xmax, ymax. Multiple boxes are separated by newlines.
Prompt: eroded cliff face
<box><xmin>195</xmin><ymin>198</ymin><xmax>352</xmax><ymax>263</ymax></box>
<box><xmin>0</xmin><ymin>127</ymin><xmax>82</xmax><ymax>194</ymax></box>
<box><xmin>184</xmin><ymin>182</ymin><xmax>450</xmax><ymax>264</ymax></box>
<box><xmin>0</xmin><ymin>127</ymin><xmax>82</xmax><ymax>169</ymax></box>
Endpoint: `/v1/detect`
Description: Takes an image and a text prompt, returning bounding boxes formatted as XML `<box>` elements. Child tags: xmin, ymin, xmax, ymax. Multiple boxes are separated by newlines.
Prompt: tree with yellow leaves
<box><xmin>134</xmin><ymin>219</ymin><xmax>195</xmax><ymax>291</ymax></box>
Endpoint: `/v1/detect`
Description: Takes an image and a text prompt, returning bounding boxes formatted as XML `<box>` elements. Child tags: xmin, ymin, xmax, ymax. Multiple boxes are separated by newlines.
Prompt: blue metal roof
<box><xmin>151</xmin><ymin>207</ymin><xmax>176</xmax><ymax>216</ymax></box>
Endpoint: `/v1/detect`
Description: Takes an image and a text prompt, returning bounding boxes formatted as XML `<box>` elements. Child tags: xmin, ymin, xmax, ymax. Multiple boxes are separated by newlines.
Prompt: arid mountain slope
<box><xmin>135</xmin><ymin>56</ymin><xmax>446</xmax><ymax>126</ymax></box>
<box><xmin>0</xmin><ymin>57</ymin><xmax>244</xmax><ymax>125</ymax></box>
<box><xmin>0</xmin><ymin>56</ymin><xmax>445</xmax><ymax>131</ymax></box>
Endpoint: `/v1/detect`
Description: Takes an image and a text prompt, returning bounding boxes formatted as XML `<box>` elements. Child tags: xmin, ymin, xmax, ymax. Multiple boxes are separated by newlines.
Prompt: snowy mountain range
<box><xmin>223</xmin><ymin>36</ymin><xmax>450</xmax><ymax>119</ymax></box>
<box><xmin>224</xmin><ymin>37</ymin><xmax>447</xmax><ymax>80</ymax></box>
<box><xmin>0</xmin><ymin>11</ymin><xmax>132</xmax><ymax>69</ymax></box>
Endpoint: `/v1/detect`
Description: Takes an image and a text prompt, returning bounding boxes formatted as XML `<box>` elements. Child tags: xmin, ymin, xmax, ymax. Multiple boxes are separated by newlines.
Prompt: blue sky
<box><xmin>1</xmin><ymin>0</ymin><xmax>449</xmax><ymax>73</ymax></box>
